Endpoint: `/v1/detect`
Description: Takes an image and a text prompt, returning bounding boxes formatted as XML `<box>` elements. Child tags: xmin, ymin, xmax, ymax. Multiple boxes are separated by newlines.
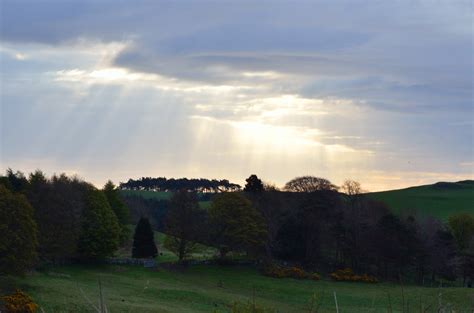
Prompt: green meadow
<box><xmin>368</xmin><ymin>180</ymin><xmax>474</xmax><ymax>221</ymax></box>
<box><xmin>120</xmin><ymin>190</ymin><xmax>213</xmax><ymax>209</ymax></box>
<box><xmin>12</xmin><ymin>264</ymin><xmax>473</xmax><ymax>313</ymax></box>
<box><xmin>9</xmin><ymin>227</ymin><xmax>473</xmax><ymax>313</ymax></box>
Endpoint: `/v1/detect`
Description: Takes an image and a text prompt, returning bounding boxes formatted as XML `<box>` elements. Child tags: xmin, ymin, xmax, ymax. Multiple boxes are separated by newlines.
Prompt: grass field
<box><xmin>120</xmin><ymin>190</ymin><xmax>212</xmax><ymax>210</ymax></box>
<box><xmin>11</xmin><ymin>264</ymin><xmax>473</xmax><ymax>313</ymax></box>
<box><xmin>368</xmin><ymin>180</ymin><xmax>474</xmax><ymax>221</ymax></box>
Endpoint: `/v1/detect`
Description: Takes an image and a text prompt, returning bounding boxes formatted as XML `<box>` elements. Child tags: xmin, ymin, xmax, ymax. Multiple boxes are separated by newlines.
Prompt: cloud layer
<box><xmin>1</xmin><ymin>0</ymin><xmax>472</xmax><ymax>190</ymax></box>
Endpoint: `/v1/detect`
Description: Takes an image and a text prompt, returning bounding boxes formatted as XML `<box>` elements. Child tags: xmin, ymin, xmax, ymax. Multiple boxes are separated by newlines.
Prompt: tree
<box><xmin>27</xmin><ymin>172</ymin><xmax>87</xmax><ymax>262</ymax></box>
<box><xmin>448</xmin><ymin>213</ymin><xmax>474</xmax><ymax>251</ymax></box>
<box><xmin>103</xmin><ymin>180</ymin><xmax>130</xmax><ymax>245</ymax></box>
<box><xmin>244</xmin><ymin>175</ymin><xmax>264</xmax><ymax>193</ymax></box>
<box><xmin>132</xmin><ymin>217</ymin><xmax>158</xmax><ymax>258</ymax></box>
<box><xmin>164</xmin><ymin>190</ymin><xmax>203</xmax><ymax>262</ymax></box>
<box><xmin>0</xmin><ymin>185</ymin><xmax>38</xmax><ymax>275</ymax></box>
<box><xmin>208</xmin><ymin>193</ymin><xmax>267</xmax><ymax>258</ymax></box>
<box><xmin>448</xmin><ymin>213</ymin><xmax>474</xmax><ymax>285</ymax></box>
<box><xmin>284</xmin><ymin>176</ymin><xmax>338</xmax><ymax>192</ymax></box>
<box><xmin>263</xmin><ymin>182</ymin><xmax>280</xmax><ymax>191</ymax></box>
<box><xmin>78</xmin><ymin>189</ymin><xmax>120</xmax><ymax>259</ymax></box>
<box><xmin>5</xmin><ymin>168</ymin><xmax>29</xmax><ymax>193</ymax></box>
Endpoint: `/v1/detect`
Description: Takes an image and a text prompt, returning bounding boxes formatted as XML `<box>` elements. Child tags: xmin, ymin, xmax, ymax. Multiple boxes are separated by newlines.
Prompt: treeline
<box><xmin>0</xmin><ymin>169</ymin><xmax>130</xmax><ymax>275</ymax></box>
<box><xmin>119</xmin><ymin>177</ymin><xmax>241</xmax><ymax>192</ymax></box>
<box><xmin>128</xmin><ymin>175</ymin><xmax>474</xmax><ymax>286</ymax></box>
<box><xmin>2</xmin><ymin>170</ymin><xmax>473</xmax><ymax>288</ymax></box>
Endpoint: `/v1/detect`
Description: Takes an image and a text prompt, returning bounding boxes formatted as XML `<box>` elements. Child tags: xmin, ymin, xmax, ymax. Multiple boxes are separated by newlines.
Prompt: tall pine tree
<box><xmin>132</xmin><ymin>217</ymin><xmax>158</xmax><ymax>258</ymax></box>
<box><xmin>103</xmin><ymin>180</ymin><xmax>130</xmax><ymax>245</ymax></box>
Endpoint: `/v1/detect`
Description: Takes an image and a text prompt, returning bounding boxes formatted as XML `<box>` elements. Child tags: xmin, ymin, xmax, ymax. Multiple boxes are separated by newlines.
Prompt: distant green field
<box><xmin>120</xmin><ymin>190</ymin><xmax>212</xmax><ymax>210</ymax></box>
<box><xmin>120</xmin><ymin>190</ymin><xmax>173</xmax><ymax>200</ymax></box>
<box><xmin>368</xmin><ymin>180</ymin><xmax>474</xmax><ymax>221</ymax></box>
<box><xmin>9</xmin><ymin>264</ymin><xmax>470</xmax><ymax>313</ymax></box>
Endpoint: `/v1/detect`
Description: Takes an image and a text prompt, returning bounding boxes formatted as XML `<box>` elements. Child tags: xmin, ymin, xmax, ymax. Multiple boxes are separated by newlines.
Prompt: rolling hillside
<box><xmin>368</xmin><ymin>180</ymin><xmax>474</xmax><ymax>221</ymax></box>
<box><xmin>121</xmin><ymin>181</ymin><xmax>474</xmax><ymax>222</ymax></box>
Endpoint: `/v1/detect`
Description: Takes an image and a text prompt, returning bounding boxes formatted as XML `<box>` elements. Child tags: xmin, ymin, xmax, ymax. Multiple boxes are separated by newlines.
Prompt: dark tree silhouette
<box><xmin>0</xmin><ymin>185</ymin><xmax>38</xmax><ymax>275</ymax></box>
<box><xmin>103</xmin><ymin>180</ymin><xmax>131</xmax><ymax>245</ymax></box>
<box><xmin>28</xmin><ymin>172</ymin><xmax>88</xmax><ymax>262</ymax></box>
<box><xmin>119</xmin><ymin>177</ymin><xmax>241</xmax><ymax>192</ymax></box>
<box><xmin>165</xmin><ymin>190</ymin><xmax>204</xmax><ymax>262</ymax></box>
<box><xmin>244</xmin><ymin>174</ymin><xmax>264</xmax><ymax>192</ymax></box>
<box><xmin>284</xmin><ymin>176</ymin><xmax>338</xmax><ymax>192</ymax></box>
<box><xmin>132</xmin><ymin>217</ymin><xmax>158</xmax><ymax>258</ymax></box>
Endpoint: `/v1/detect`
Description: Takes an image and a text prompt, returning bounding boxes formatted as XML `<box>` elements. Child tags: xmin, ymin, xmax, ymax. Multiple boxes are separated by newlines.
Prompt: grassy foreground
<box><xmin>12</xmin><ymin>264</ymin><xmax>473</xmax><ymax>313</ymax></box>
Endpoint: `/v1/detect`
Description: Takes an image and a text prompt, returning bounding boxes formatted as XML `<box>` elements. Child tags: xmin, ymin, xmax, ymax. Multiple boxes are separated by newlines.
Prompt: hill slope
<box><xmin>368</xmin><ymin>180</ymin><xmax>474</xmax><ymax>221</ymax></box>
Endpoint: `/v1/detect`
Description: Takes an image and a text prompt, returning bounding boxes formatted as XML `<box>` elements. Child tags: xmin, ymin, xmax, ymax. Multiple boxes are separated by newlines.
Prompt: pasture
<box><xmin>368</xmin><ymin>180</ymin><xmax>474</xmax><ymax>221</ymax></box>
<box><xmin>12</xmin><ymin>264</ymin><xmax>473</xmax><ymax>313</ymax></box>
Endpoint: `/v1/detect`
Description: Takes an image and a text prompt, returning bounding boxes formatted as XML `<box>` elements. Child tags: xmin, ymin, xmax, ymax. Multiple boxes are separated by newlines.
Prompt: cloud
<box><xmin>0</xmin><ymin>1</ymin><xmax>472</xmax><ymax>190</ymax></box>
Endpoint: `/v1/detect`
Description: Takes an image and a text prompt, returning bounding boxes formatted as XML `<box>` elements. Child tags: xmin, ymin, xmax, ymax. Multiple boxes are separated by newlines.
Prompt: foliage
<box><xmin>121</xmin><ymin>194</ymin><xmax>169</xmax><ymax>231</ymax></box>
<box><xmin>262</xmin><ymin>264</ymin><xmax>320</xmax><ymax>281</ymax></box>
<box><xmin>1</xmin><ymin>289</ymin><xmax>38</xmax><ymax>313</ymax></box>
<box><xmin>5</xmin><ymin>169</ymin><xmax>29</xmax><ymax>193</ymax></box>
<box><xmin>0</xmin><ymin>185</ymin><xmax>37</xmax><ymax>275</ymax></box>
<box><xmin>243</xmin><ymin>175</ymin><xmax>264</xmax><ymax>193</ymax></box>
<box><xmin>132</xmin><ymin>217</ymin><xmax>158</xmax><ymax>258</ymax></box>
<box><xmin>163</xmin><ymin>235</ymin><xmax>198</xmax><ymax>261</ymax></box>
<box><xmin>330</xmin><ymin>268</ymin><xmax>378</xmax><ymax>283</ymax></box>
<box><xmin>165</xmin><ymin>190</ymin><xmax>204</xmax><ymax>261</ymax></box>
<box><xmin>27</xmin><ymin>172</ymin><xmax>87</xmax><ymax>262</ymax></box>
<box><xmin>284</xmin><ymin>176</ymin><xmax>338</xmax><ymax>192</ymax></box>
<box><xmin>448</xmin><ymin>213</ymin><xmax>474</xmax><ymax>251</ymax></box>
<box><xmin>208</xmin><ymin>193</ymin><xmax>267</xmax><ymax>258</ymax></box>
<box><xmin>120</xmin><ymin>177</ymin><xmax>241</xmax><ymax>192</ymax></box>
<box><xmin>78</xmin><ymin>189</ymin><xmax>120</xmax><ymax>259</ymax></box>
<box><xmin>103</xmin><ymin>180</ymin><xmax>131</xmax><ymax>244</ymax></box>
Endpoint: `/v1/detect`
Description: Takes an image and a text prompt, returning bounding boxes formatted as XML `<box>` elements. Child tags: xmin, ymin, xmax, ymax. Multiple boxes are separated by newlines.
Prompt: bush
<box><xmin>330</xmin><ymin>268</ymin><xmax>378</xmax><ymax>283</ymax></box>
<box><xmin>262</xmin><ymin>264</ymin><xmax>319</xmax><ymax>281</ymax></box>
<box><xmin>1</xmin><ymin>289</ymin><xmax>38</xmax><ymax>313</ymax></box>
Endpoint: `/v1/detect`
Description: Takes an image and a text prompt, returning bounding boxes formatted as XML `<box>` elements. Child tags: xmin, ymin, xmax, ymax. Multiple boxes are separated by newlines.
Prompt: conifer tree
<box><xmin>132</xmin><ymin>217</ymin><xmax>158</xmax><ymax>258</ymax></box>
<box><xmin>103</xmin><ymin>180</ymin><xmax>130</xmax><ymax>244</ymax></box>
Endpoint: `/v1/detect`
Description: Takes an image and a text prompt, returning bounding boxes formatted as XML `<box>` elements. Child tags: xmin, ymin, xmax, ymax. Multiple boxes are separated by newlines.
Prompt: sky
<box><xmin>0</xmin><ymin>0</ymin><xmax>473</xmax><ymax>191</ymax></box>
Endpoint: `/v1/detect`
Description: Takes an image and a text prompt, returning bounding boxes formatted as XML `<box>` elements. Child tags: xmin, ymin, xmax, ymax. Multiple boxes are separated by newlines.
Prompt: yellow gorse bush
<box><xmin>263</xmin><ymin>264</ymin><xmax>320</xmax><ymax>281</ymax></box>
<box><xmin>1</xmin><ymin>289</ymin><xmax>38</xmax><ymax>313</ymax></box>
<box><xmin>330</xmin><ymin>268</ymin><xmax>378</xmax><ymax>283</ymax></box>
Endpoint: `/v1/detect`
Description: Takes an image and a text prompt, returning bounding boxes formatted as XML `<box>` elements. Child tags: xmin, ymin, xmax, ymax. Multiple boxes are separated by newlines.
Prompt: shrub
<box><xmin>262</xmin><ymin>264</ymin><xmax>319</xmax><ymax>281</ymax></box>
<box><xmin>330</xmin><ymin>268</ymin><xmax>378</xmax><ymax>283</ymax></box>
<box><xmin>1</xmin><ymin>289</ymin><xmax>38</xmax><ymax>313</ymax></box>
<box><xmin>310</xmin><ymin>273</ymin><xmax>321</xmax><ymax>281</ymax></box>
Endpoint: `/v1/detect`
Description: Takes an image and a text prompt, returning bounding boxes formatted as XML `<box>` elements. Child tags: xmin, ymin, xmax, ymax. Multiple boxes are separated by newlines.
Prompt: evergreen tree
<box><xmin>103</xmin><ymin>180</ymin><xmax>130</xmax><ymax>244</ymax></box>
<box><xmin>0</xmin><ymin>185</ymin><xmax>38</xmax><ymax>275</ymax></box>
<box><xmin>27</xmin><ymin>172</ymin><xmax>87</xmax><ymax>262</ymax></box>
<box><xmin>78</xmin><ymin>189</ymin><xmax>120</xmax><ymax>259</ymax></box>
<box><xmin>132</xmin><ymin>217</ymin><xmax>158</xmax><ymax>258</ymax></box>
<box><xmin>243</xmin><ymin>174</ymin><xmax>264</xmax><ymax>193</ymax></box>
